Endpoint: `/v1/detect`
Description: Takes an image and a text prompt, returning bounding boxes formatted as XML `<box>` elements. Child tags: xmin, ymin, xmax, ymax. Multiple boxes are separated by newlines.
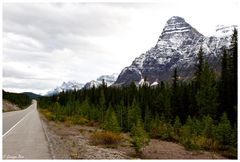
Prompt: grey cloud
<box><xmin>3</xmin><ymin>3</ymin><xmax>130</xmax><ymax>52</ymax></box>
<box><xmin>3</xmin><ymin>65</ymin><xmax>34</xmax><ymax>79</ymax></box>
<box><xmin>3</xmin><ymin>79</ymin><xmax>55</xmax><ymax>90</ymax></box>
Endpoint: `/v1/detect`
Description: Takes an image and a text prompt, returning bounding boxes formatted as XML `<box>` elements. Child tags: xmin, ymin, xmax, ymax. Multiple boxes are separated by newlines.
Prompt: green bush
<box><xmin>194</xmin><ymin>136</ymin><xmax>218</xmax><ymax>150</ymax></box>
<box><xmin>51</xmin><ymin>114</ymin><xmax>65</xmax><ymax>122</ymax></box>
<box><xmin>69</xmin><ymin>116</ymin><xmax>89</xmax><ymax>125</ymax></box>
<box><xmin>180</xmin><ymin>137</ymin><xmax>200</xmax><ymax>150</ymax></box>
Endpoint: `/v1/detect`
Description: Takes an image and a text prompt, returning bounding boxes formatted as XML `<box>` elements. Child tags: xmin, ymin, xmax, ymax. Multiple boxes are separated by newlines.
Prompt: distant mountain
<box><xmin>22</xmin><ymin>92</ymin><xmax>42</xmax><ymax>99</ymax></box>
<box><xmin>114</xmin><ymin>16</ymin><xmax>237</xmax><ymax>86</ymax></box>
<box><xmin>96</xmin><ymin>73</ymin><xmax>119</xmax><ymax>86</ymax></box>
<box><xmin>214</xmin><ymin>25</ymin><xmax>238</xmax><ymax>37</ymax></box>
<box><xmin>46</xmin><ymin>81</ymin><xmax>84</xmax><ymax>96</ymax></box>
<box><xmin>83</xmin><ymin>80</ymin><xmax>101</xmax><ymax>89</ymax></box>
<box><xmin>84</xmin><ymin>73</ymin><xmax>119</xmax><ymax>89</ymax></box>
<box><xmin>46</xmin><ymin>73</ymin><xmax>119</xmax><ymax>95</ymax></box>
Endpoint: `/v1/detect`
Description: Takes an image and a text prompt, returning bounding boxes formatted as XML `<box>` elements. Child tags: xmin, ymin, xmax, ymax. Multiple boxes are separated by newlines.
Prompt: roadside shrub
<box><xmin>194</xmin><ymin>136</ymin><xmax>218</xmax><ymax>150</ymax></box>
<box><xmin>90</xmin><ymin>131</ymin><xmax>123</xmax><ymax>147</ymax></box>
<box><xmin>51</xmin><ymin>114</ymin><xmax>65</xmax><ymax>122</ymax></box>
<box><xmin>180</xmin><ymin>137</ymin><xmax>200</xmax><ymax>150</ymax></box>
<box><xmin>39</xmin><ymin>109</ymin><xmax>53</xmax><ymax>120</ymax></box>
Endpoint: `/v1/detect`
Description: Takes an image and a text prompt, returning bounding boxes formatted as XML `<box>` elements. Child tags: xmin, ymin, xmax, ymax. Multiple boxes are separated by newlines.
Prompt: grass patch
<box><xmin>39</xmin><ymin>109</ymin><xmax>65</xmax><ymax>122</ymax></box>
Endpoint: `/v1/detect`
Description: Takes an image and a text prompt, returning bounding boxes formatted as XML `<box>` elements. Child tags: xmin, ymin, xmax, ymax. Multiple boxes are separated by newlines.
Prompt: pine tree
<box><xmin>219</xmin><ymin>48</ymin><xmax>230</xmax><ymax>115</ymax></box>
<box><xmin>144</xmin><ymin>106</ymin><xmax>152</xmax><ymax>132</ymax></box>
<box><xmin>173</xmin><ymin>116</ymin><xmax>182</xmax><ymax>140</ymax></box>
<box><xmin>171</xmin><ymin>68</ymin><xmax>179</xmax><ymax>117</ymax></box>
<box><xmin>99</xmin><ymin>89</ymin><xmax>106</xmax><ymax>122</ymax></box>
<box><xmin>102</xmin><ymin>104</ymin><xmax>121</xmax><ymax>132</ymax></box>
<box><xmin>172</xmin><ymin>68</ymin><xmax>178</xmax><ymax>89</ymax></box>
<box><xmin>80</xmin><ymin>98</ymin><xmax>90</xmax><ymax>118</ymax></box>
<box><xmin>195</xmin><ymin>46</ymin><xmax>204</xmax><ymax>87</ymax></box>
<box><xmin>130</xmin><ymin>120</ymin><xmax>150</xmax><ymax>155</ymax></box>
<box><xmin>215</xmin><ymin>113</ymin><xmax>232</xmax><ymax>146</ymax></box>
<box><xmin>227</xmin><ymin>28</ymin><xmax>238</xmax><ymax>123</ymax></box>
<box><xmin>202</xmin><ymin>115</ymin><xmax>214</xmax><ymax>139</ymax></box>
<box><xmin>195</xmin><ymin>63</ymin><xmax>218</xmax><ymax>118</ymax></box>
<box><xmin>127</xmin><ymin>98</ymin><xmax>141</xmax><ymax>130</ymax></box>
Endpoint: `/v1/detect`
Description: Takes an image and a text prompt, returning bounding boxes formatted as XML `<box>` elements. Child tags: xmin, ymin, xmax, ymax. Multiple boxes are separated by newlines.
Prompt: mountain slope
<box><xmin>114</xmin><ymin>16</ymin><xmax>236</xmax><ymax>86</ymax></box>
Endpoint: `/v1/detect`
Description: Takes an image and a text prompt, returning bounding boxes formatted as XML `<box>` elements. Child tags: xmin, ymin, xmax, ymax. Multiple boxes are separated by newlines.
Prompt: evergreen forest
<box><xmin>3</xmin><ymin>90</ymin><xmax>32</xmax><ymax>109</ymax></box>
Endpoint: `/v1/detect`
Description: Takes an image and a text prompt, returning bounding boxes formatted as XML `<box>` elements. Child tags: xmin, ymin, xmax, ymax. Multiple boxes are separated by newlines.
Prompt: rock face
<box><xmin>114</xmin><ymin>16</ymin><xmax>236</xmax><ymax>86</ymax></box>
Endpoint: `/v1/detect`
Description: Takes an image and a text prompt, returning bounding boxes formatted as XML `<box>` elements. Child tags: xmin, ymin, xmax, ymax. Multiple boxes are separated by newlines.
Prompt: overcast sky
<box><xmin>2</xmin><ymin>0</ymin><xmax>239</xmax><ymax>95</ymax></box>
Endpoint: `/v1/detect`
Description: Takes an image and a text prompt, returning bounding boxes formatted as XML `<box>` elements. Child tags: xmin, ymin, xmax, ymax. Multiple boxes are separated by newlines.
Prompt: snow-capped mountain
<box><xmin>84</xmin><ymin>73</ymin><xmax>119</xmax><ymax>89</ymax></box>
<box><xmin>83</xmin><ymin>80</ymin><xmax>101</xmax><ymax>89</ymax></box>
<box><xmin>46</xmin><ymin>81</ymin><xmax>84</xmax><ymax>96</ymax></box>
<box><xmin>97</xmin><ymin>73</ymin><xmax>119</xmax><ymax>86</ymax></box>
<box><xmin>114</xmin><ymin>16</ymin><xmax>237</xmax><ymax>86</ymax></box>
<box><xmin>46</xmin><ymin>73</ymin><xmax>119</xmax><ymax>95</ymax></box>
<box><xmin>214</xmin><ymin>25</ymin><xmax>238</xmax><ymax>37</ymax></box>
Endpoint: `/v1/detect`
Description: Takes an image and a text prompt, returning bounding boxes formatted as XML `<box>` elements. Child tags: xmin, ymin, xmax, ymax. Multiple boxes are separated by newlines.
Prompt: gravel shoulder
<box><xmin>39</xmin><ymin>112</ymin><xmax>226</xmax><ymax>159</ymax></box>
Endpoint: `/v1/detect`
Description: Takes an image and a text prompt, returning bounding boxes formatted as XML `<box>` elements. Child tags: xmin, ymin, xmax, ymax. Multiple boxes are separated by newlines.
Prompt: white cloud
<box><xmin>2</xmin><ymin>1</ymin><xmax>238</xmax><ymax>94</ymax></box>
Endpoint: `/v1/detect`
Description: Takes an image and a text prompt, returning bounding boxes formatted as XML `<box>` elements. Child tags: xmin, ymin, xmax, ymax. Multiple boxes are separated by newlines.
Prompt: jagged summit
<box><xmin>158</xmin><ymin>16</ymin><xmax>203</xmax><ymax>48</ymax></box>
<box><xmin>161</xmin><ymin>16</ymin><xmax>191</xmax><ymax>35</ymax></box>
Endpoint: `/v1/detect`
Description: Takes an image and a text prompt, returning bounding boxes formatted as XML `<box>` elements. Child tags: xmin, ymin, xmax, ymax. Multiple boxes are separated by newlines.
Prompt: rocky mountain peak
<box><xmin>114</xmin><ymin>16</ymin><xmax>234</xmax><ymax>86</ymax></box>
<box><xmin>157</xmin><ymin>16</ymin><xmax>203</xmax><ymax>49</ymax></box>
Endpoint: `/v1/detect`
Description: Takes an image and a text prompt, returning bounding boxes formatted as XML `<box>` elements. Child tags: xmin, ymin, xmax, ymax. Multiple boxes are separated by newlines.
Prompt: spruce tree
<box><xmin>215</xmin><ymin>113</ymin><xmax>232</xmax><ymax>146</ymax></box>
<box><xmin>102</xmin><ymin>104</ymin><xmax>121</xmax><ymax>132</ymax></box>
<box><xmin>227</xmin><ymin>28</ymin><xmax>238</xmax><ymax>123</ymax></box>
<box><xmin>195</xmin><ymin>63</ymin><xmax>218</xmax><ymax>118</ymax></box>
<box><xmin>127</xmin><ymin>98</ymin><xmax>141</xmax><ymax>130</ymax></box>
<box><xmin>99</xmin><ymin>89</ymin><xmax>106</xmax><ymax>122</ymax></box>
<box><xmin>219</xmin><ymin>48</ymin><xmax>230</xmax><ymax>115</ymax></box>
<box><xmin>130</xmin><ymin>120</ymin><xmax>150</xmax><ymax>155</ymax></box>
<box><xmin>202</xmin><ymin>115</ymin><xmax>214</xmax><ymax>139</ymax></box>
<box><xmin>173</xmin><ymin>116</ymin><xmax>182</xmax><ymax>140</ymax></box>
<box><xmin>195</xmin><ymin>46</ymin><xmax>204</xmax><ymax>87</ymax></box>
<box><xmin>171</xmin><ymin>68</ymin><xmax>179</xmax><ymax>117</ymax></box>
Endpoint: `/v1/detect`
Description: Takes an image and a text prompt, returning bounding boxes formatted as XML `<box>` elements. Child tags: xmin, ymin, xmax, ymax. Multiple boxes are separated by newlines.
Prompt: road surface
<box><xmin>2</xmin><ymin>100</ymin><xmax>52</xmax><ymax>159</ymax></box>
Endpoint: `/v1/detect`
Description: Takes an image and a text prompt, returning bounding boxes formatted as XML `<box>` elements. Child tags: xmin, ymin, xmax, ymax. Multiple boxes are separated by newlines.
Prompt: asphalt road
<box><xmin>2</xmin><ymin>100</ymin><xmax>52</xmax><ymax>159</ymax></box>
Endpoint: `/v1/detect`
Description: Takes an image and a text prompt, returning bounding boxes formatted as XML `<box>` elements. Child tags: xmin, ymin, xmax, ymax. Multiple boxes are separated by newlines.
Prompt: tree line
<box><xmin>38</xmin><ymin>29</ymin><xmax>237</xmax><ymax>158</ymax></box>
<box><xmin>3</xmin><ymin>90</ymin><xmax>32</xmax><ymax>109</ymax></box>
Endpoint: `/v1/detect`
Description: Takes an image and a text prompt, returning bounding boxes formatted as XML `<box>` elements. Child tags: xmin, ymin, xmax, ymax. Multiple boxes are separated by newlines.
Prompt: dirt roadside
<box><xmin>2</xmin><ymin>100</ymin><xmax>21</xmax><ymax>112</ymax></box>
<box><xmin>39</xmin><ymin>113</ymin><xmax>226</xmax><ymax>159</ymax></box>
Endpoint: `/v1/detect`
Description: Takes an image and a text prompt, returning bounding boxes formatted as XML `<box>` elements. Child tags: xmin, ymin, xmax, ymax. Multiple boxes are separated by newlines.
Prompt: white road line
<box><xmin>3</xmin><ymin>108</ymin><xmax>34</xmax><ymax>139</ymax></box>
